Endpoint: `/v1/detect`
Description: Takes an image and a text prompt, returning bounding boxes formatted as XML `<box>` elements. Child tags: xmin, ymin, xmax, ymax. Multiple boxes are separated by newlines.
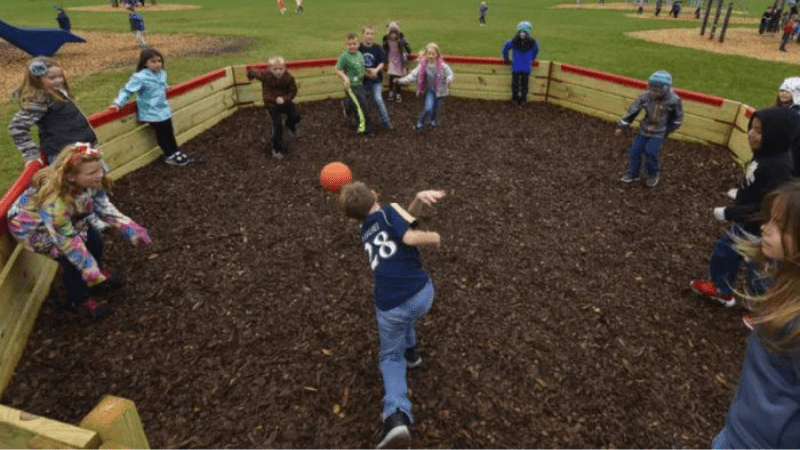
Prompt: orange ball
<box><xmin>319</xmin><ymin>162</ymin><xmax>353</xmax><ymax>192</ymax></box>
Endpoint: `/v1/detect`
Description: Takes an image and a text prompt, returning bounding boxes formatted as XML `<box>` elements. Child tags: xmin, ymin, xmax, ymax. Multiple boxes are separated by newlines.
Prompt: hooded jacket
<box><xmin>726</xmin><ymin>107</ymin><xmax>797</xmax><ymax>234</ymax></box>
<box><xmin>501</xmin><ymin>31</ymin><xmax>539</xmax><ymax>74</ymax></box>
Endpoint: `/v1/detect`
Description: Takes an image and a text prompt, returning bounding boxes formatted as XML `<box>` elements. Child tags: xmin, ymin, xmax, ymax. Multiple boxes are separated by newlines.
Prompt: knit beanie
<box><xmin>647</xmin><ymin>70</ymin><xmax>672</xmax><ymax>94</ymax></box>
<box><xmin>387</xmin><ymin>22</ymin><xmax>399</xmax><ymax>32</ymax></box>
<box><xmin>779</xmin><ymin>76</ymin><xmax>800</xmax><ymax>106</ymax></box>
<box><xmin>517</xmin><ymin>21</ymin><xmax>533</xmax><ymax>34</ymax></box>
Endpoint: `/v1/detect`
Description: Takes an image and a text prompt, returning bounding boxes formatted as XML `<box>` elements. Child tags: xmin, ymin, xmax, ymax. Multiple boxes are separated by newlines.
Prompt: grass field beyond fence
<box><xmin>0</xmin><ymin>0</ymin><xmax>791</xmax><ymax>192</ymax></box>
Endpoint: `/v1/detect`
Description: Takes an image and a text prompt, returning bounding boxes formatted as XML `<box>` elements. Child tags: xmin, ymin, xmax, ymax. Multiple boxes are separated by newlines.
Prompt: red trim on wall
<box><xmin>0</xmin><ymin>161</ymin><xmax>44</xmax><ymax>236</ymax></box>
<box><xmin>559</xmin><ymin>63</ymin><xmax>724</xmax><ymax>108</ymax></box>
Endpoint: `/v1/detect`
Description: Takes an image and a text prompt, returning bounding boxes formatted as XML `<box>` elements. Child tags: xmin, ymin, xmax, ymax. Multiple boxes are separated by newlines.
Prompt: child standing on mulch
<box><xmin>501</xmin><ymin>21</ymin><xmax>539</xmax><ymax>106</ymax></box>
<box><xmin>382</xmin><ymin>22</ymin><xmax>412</xmax><ymax>103</ymax></box>
<box><xmin>338</xmin><ymin>181</ymin><xmax>444</xmax><ymax>449</ymax></box>
<box><xmin>247</xmin><ymin>55</ymin><xmax>301</xmax><ymax>159</ymax></box>
<box><xmin>708</xmin><ymin>180</ymin><xmax>800</xmax><ymax>448</ymax></box>
<box><xmin>616</xmin><ymin>70</ymin><xmax>683</xmax><ymax>187</ymax></box>
<box><xmin>6</xmin><ymin>143</ymin><xmax>151</xmax><ymax>320</ymax></box>
<box><xmin>335</xmin><ymin>32</ymin><xmax>372</xmax><ymax>135</ymax></box>
<box><xmin>479</xmin><ymin>1</ymin><xmax>489</xmax><ymax>26</ymax></box>
<box><xmin>396</xmin><ymin>42</ymin><xmax>455</xmax><ymax>131</ymax></box>
<box><xmin>127</xmin><ymin>6</ymin><xmax>147</xmax><ymax>49</ymax></box>
<box><xmin>690</xmin><ymin>107</ymin><xmax>797</xmax><ymax>308</ymax></box>
<box><xmin>9</xmin><ymin>57</ymin><xmax>98</xmax><ymax>167</ymax></box>
<box><xmin>359</xmin><ymin>25</ymin><xmax>393</xmax><ymax>130</ymax></box>
<box><xmin>111</xmin><ymin>48</ymin><xmax>198</xmax><ymax>166</ymax></box>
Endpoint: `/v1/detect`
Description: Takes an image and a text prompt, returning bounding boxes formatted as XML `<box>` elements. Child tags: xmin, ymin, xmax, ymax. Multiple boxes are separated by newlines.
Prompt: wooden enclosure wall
<box><xmin>0</xmin><ymin>56</ymin><xmax>755</xmax><ymax>447</ymax></box>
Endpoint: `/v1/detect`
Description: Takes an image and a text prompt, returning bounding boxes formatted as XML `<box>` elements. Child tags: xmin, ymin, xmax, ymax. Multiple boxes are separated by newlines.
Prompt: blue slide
<box><xmin>0</xmin><ymin>18</ymin><xmax>85</xmax><ymax>57</ymax></box>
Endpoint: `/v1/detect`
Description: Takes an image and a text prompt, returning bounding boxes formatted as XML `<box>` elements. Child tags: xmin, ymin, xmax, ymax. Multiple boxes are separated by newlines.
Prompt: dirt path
<box><xmin>0</xmin><ymin>32</ymin><xmax>252</xmax><ymax>101</ymax></box>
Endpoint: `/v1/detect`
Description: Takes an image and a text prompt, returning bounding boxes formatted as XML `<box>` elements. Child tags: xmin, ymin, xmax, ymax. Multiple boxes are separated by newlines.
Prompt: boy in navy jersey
<box><xmin>338</xmin><ymin>181</ymin><xmax>444</xmax><ymax>449</ymax></box>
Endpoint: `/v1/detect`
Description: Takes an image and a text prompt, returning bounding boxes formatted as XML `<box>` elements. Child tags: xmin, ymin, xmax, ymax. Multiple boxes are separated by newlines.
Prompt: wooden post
<box><xmin>719</xmin><ymin>2</ymin><xmax>734</xmax><ymax>42</ymax></box>
<box><xmin>708</xmin><ymin>0</ymin><xmax>724</xmax><ymax>39</ymax></box>
<box><xmin>700</xmin><ymin>0</ymin><xmax>713</xmax><ymax>35</ymax></box>
<box><xmin>79</xmin><ymin>396</ymin><xmax>150</xmax><ymax>449</ymax></box>
<box><xmin>0</xmin><ymin>405</ymin><xmax>101</xmax><ymax>449</ymax></box>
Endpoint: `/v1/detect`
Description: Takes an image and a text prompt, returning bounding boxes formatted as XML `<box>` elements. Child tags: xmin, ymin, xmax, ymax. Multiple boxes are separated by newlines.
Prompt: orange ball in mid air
<box><xmin>319</xmin><ymin>162</ymin><xmax>353</xmax><ymax>192</ymax></box>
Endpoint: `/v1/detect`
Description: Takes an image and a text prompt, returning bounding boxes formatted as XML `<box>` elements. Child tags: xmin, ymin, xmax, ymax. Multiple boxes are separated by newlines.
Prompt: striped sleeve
<box><xmin>8</xmin><ymin>101</ymin><xmax>48</xmax><ymax>163</ymax></box>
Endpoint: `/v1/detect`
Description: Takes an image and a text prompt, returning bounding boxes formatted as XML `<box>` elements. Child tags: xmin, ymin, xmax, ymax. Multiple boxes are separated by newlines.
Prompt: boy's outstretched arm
<box><xmin>408</xmin><ymin>189</ymin><xmax>446</xmax><ymax>217</ymax></box>
<box><xmin>403</xmin><ymin>229</ymin><xmax>441</xmax><ymax>247</ymax></box>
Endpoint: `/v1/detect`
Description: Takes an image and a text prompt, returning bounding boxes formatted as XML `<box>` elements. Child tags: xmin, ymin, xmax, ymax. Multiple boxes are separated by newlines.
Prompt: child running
<box><xmin>616</xmin><ymin>70</ymin><xmax>683</xmax><ymax>187</ymax></box>
<box><xmin>691</xmin><ymin>107</ymin><xmax>797</xmax><ymax>307</ymax></box>
<box><xmin>397</xmin><ymin>43</ymin><xmax>454</xmax><ymax>131</ymax></box>
<box><xmin>709</xmin><ymin>180</ymin><xmax>800</xmax><ymax>448</ymax></box>
<box><xmin>6</xmin><ymin>143</ymin><xmax>151</xmax><ymax>320</ymax></box>
<box><xmin>382</xmin><ymin>22</ymin><xmax>412</xmax><ymax>103</ymax></box>
<box><xmin>335</xmin><ymin>32</ymin><xmax>372</xmax><ymax>135</ymax></box>
<box><xmin>8</xmin><ymin>57</ymin><xmax>98</xmax><ymax>167</ymax></box>
<box><xmin>247</xmin><ymin>56</ymin><xmax>301</xmax><ymax>159</ymax></box>
<box><xmin>338</xmin><ymin>181</ymin><xmax>444</xmax><ymax>449</ymax></box>
<box><xmin>111</xmin><ymin>48</ymin><xmax>197</xmax><ymax>166</ymax></box>
<box><xmin>127</xmin><ymin>6</ymin><xmax>146</xmax><ymax>49</ymax></box>
<box><xmin>501</xmin><ymin>21</ymin><xmax>539</xmax><ymax>106</ymax></box>
<box><xmin>479</xmin><ymin>1</ymin><xmax>489</xmax><ymax>26</ymax></box>
<box><xmin>277</xmin><ymin>0</ymin><xmax>287</xmax><ymax>14</ymax></box>
<box><xmin>359</xmin><ymin>25</ymin><xmax>393</xmax><ymax>130</ymax></box>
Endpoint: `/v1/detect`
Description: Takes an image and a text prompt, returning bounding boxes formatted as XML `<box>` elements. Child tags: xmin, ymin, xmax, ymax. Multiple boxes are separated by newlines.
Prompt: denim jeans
<box><xmin>710</xmin><ymin>225</ymin><xmax>765</xmax><ymax>296</ymax></box>
<box><xmin>711</xmin><ymin>427</ymin><xmax>732</xmax><ymax>449</ymax></box>
<box><xmin>416</xmin><ymin>90</ymin><xmax>443</xmax><ymax>128</ymax></box>
<box><xmin>56</xmin><ymin>225</ymin><xmax>103</xmax><ymax>307</ymax></box>
<box><xmin>626</xmin><ymin>132</ymin><xmax>664</xmax><ymax>177</ymax></box>
<box><xmin>374</xmin><ymin>281</ymin><xmax>434</xmax><ymax>423</ymax></box>
<box><xmin>267</xmin><ymin>104</ymin><xmax>301</xmax><ymax>153</ymax></box>
<box><xmin>365</xmin><ymin>82</ymin><xmax>392</xmax><ymax>127</ymax></box>
<box><xmin>511</xmin><ymin>72</ymin><xmax>530</xmax><ymax>104</ymax></box>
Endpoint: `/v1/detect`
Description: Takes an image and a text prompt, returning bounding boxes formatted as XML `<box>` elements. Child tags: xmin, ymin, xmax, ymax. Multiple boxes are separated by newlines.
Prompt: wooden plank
<box><xmin>79</xmin><ymin>396</ymin><xmax>149</xmax><ymax>449</ymax></box>
<box><xmin>0</xmin><ymin>232</ymin><xmax>16</xmax><ymax>270</ymax></box>
<box><xmin>727</xmin><ymin>128</ymin><xmax>752</xmax><ymax>164</ymax></box>
<box><xmin>0</xmin><ymin>253</ymin><xmax>57</xmax><ymax>397</ymax></box>
<box><xmin>94</xmin><ymin>115</ymin><xmax>143</xmax><ymax>149</ymax></box>
<box><xmin>232</xmin><ymin>64</ymin><xmax>340</xmax><ymax>85</ymax></box>
<box><xmin>0</xmin><ymin>405</ymin><xmax>100</xmax><ymax>449</ymax></box>
<box><xmin>170</xmin><ymin>71</ymin><xmax>235</xmax><ymax>114</ymax></box>
<box><xmin>451</xmin><ymin>89</ymin><xmax>545</xmax><ymax>102</ymax></box>
<box><xmin>171</xmin><ymin>90</ymin><xmax>237</xmax><ymax>138</ymax></box>
<box><xmin>99</xmin><ymin>126</ymin><xmax>158</xmax><ymax>173</ymax></box>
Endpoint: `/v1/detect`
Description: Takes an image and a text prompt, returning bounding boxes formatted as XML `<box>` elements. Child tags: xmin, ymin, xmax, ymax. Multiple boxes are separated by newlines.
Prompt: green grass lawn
<box><xmin>0</xmin><ymin>0</ymin><xmax>790</xmax><ymax>192</ymax></box>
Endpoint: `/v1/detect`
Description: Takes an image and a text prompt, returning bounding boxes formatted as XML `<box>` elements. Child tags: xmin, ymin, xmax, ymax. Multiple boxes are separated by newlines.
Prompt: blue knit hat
<box><xmin>517</xmin><ymin>21</ymin><xmax>532</xmax><ymax>34</ymax></box>
<box><xmin>647</xmin><ymin>70</ymin><xmax>672</xmax><ymax>94</ymax></box>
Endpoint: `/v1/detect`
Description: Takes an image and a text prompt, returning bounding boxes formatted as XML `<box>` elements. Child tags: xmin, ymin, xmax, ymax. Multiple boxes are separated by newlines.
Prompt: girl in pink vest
<box><xmin>396</xmin><ymin>43</ymin><xmax>454</xmax><ymax>131</ymax></box>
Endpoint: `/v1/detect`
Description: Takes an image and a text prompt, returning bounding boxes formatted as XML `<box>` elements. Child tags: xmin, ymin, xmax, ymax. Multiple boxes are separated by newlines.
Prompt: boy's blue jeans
<box><xmin>711</xmin><ymin>427</ymin><xmax>732</xmax><ymax>449</ymax></box>
<box><xmin>709</xmin><ymin>225</ymin><xmax>767</xmax><ymax>296</ymax></box>
<box><xmin>365</xmin><ymin>81</ymin><xmax>392</xmax><ymax>127</ymax></box>
<box><xmin>416</xmin><ymin>90</ymin><xmax>444</xmax><ymax>128</ymax></box>
<box><xmin>626</xmin><ymin>132</ymin><xmax>664</xmax><ymax>177</ymax></box>
<box><xmin>374</xmin><ymin>281</ymin><xmax>434</xmax><ymax>423</ymax></box>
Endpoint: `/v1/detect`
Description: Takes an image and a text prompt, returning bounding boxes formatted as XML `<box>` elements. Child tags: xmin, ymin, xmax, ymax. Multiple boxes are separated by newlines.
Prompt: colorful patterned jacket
<box><xmin>7</xmin><ymin>187</ymin><xmax>146</xmax><ymax>286</ymax></box>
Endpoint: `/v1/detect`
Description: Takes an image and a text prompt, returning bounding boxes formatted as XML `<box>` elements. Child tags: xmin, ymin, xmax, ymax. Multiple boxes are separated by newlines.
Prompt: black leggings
<box><xmin>148</xmin><ymin>118</ymin><xmax>179</xmax><ymax>157</ymax></box>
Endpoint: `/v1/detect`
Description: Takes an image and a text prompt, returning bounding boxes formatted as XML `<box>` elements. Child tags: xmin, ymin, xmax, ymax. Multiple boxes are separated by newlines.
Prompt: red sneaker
<box><xmin>689</xmin><ymin>280</ymin><xmax>735</xmax><ymax>307</ymax></box>
<box><xmin>66</xmin><ymin>298</ymin><xmax>113</xmax><ymax>321</ymax></box>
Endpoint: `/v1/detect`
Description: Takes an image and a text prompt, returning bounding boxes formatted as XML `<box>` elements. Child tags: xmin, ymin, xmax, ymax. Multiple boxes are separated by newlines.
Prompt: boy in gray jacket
<box><xmin>616</xmin><ymin>70</ymin><xmax>683</xmax><ymax>187</ymax></box>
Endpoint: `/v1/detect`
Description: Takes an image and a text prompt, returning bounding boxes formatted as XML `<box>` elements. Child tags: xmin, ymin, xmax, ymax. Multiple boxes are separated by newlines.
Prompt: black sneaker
<box><xmin>405</xmin><ymin>347</ymin><xmax>422</xmax><ymax>369</ymax></box>
<box><xmin>88</xmin><ymin>269</ymin><xmax>124</xmax><ymax>296</ymax></box>
<box><xmin>377</xmin><ymin>409</ymin><xmax>411</xmax><ymax>449</ymax></box>
<box><xmin>165</xmin><ymin>151</ymin><xmax>193</xmax><ymax>166</ymax></box>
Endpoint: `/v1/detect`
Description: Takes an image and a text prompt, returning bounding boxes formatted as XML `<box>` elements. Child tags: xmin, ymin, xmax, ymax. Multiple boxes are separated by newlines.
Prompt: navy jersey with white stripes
<box><xmin>360</xmin><ymin>203</ymin><xmax>430</xmax><ymax>311</ymax></box>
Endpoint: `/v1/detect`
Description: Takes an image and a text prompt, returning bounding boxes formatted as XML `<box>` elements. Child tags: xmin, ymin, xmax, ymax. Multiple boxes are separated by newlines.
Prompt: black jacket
<box><xmin>728</xmin><ymin>107</ymin><xmax>797</xmax><ymax>234</ymax></box>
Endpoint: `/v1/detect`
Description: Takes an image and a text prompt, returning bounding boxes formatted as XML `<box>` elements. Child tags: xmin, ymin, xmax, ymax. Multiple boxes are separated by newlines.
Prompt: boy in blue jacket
<box><xmin>127</xmin><ymin>7</ymin><xmax>146</xmax><ymax>49</ymax></box>
<box><xmin>502</xmin><ymin>21</ymin><xmax>539</xmax><ymax>106</ymax></box>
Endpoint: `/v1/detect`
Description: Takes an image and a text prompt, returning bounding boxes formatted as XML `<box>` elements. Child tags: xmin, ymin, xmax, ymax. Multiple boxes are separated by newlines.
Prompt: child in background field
<box><xmin>691</xmin><ymin>107</ymin><xmax>797</xmax><ymax>308</ymax></box>
<box><xmin>616</xmin><ymin>70</ymin><xmax>683</xmax><ymax>187</ymax></box>
<box><xmin>709</xmin><ymin>181</ymin><xmax>800</xmax><ymax>449</ymax></box>
<box><xmin>780</xmin><ymin>15</ymin><xmax>797</xmax><ymax>52</ymax></box>
<box><xmin>111</xmin><ymin>48</ymin><xmax>198</xmax><ymax>166</ymax></box>
<box><xmin>127</xmin><ymin>6</ymin><xmax>146</xmax><ymax>49</ymax></box>
<box><xmin>56</xmin><ymin>7</ymin><xmax>71</xmax><ymax>32</ymax></box>
<box><xmin>6</xmin><ymin>143</ymin><xmax>151</xmax><ymax>320</ymax></box>
<box><xmin>397</xmin><ymin>43</ymin><xmax>454</xmax><ymax>131</ymax></box>
<box><xmin>382</xmin><ymin>22</ymin><xmax>412</xmax><ymax>102</ymax></box>
<box><xmin>338</xmin><ymin>181</ymin><xmax>444</xmax><ymax>449</ymax></box>
<box><xmin>9</xmin><ymin>57</ymin><xmax>97</xmax><ymax>167</ymax></box>
<box><xmin>501</xmin><ymin>21</ymin><xmax>539</xmax><ymax>106</ymax></box>
<box><xmin>670</xmin><ymin>0</ymin><xmax>681</xmax><ymax>17</ymax></box>
<box><xmin>479</xmin><ymin>1</ymin><xmax>488</xmax><ymax>26</ymax></box>
<box><xmin>295</xmin><ymin>0</ymin><xmax>303</xmax><ymax>13</ymax></box>
<box><xmin>760</xmin><ymin>6</ymin><xmax>773</xmax><ymax>34</ymax></box>
<box><xmin>335</xmin><ymin>32</ymin><xmax>372</xmax><ymax>135</ymax></box>
<box><xmin>247</xmin><ymin>56</ymin><xmax>301</xmax><ymax>159</ymax></box>
<box><xmin>359</xmin><ymin>26</ymin><xmax>393</xmax><ymax>130</ymax></box>
<box><xmin>277</xmin><ymin>0</ymin><xmax>287</xmax><ymax>14</ymax></box>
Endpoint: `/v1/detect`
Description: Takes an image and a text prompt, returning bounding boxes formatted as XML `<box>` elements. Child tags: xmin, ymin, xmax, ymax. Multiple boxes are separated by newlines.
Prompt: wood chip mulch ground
<box><xmin>1</xmin><ymin>96</ymin><xmax>753</xmax><ymax>448</ymax></box>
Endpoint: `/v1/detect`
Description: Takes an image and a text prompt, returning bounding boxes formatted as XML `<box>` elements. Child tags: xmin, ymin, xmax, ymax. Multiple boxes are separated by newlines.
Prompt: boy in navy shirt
<box><xmin>359</xmin><ymin>26</ymin><xmax>393</xmax><ymax>130</ymax></box>
<box><xmin>338</xmin><ymin>181</ymin><xmax>444</xmax><ymax>449</ymax></box>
